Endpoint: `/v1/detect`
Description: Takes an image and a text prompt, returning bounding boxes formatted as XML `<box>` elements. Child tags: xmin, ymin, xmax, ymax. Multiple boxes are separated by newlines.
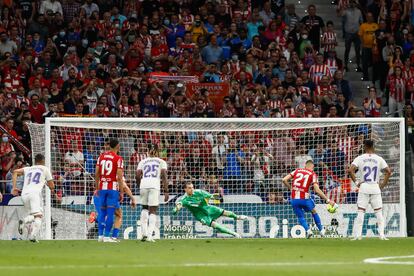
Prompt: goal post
<box><xmin>27</xmin><ymin>118</ymin><xmax>406</xmax><ymax>240</ymax></box>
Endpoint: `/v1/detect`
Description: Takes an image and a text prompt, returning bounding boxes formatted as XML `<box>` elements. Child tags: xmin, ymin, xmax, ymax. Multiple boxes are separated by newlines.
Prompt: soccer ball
<box><xmin>327</xmin><ymin>204</ymin><xmax>338</xmax><ymax>214</ymax></box>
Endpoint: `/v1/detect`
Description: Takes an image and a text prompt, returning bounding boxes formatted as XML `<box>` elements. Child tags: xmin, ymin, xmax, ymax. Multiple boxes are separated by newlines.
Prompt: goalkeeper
<box><xmin>173</xmin><ymin>182</ymin><xmax>247</xmax><ymax>238</ymax></box>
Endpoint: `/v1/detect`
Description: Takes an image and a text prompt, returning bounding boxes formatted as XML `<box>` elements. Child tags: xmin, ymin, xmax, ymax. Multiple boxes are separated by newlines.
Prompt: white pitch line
<box><xmin>0</xmin><ymin>262</ymin><xmax>356</xmax><ymax>270</ymax></box>
<box><xmin>363</xmin><ymin>255</ymin><xmax>414</xmax><ymax>265</ymax></box>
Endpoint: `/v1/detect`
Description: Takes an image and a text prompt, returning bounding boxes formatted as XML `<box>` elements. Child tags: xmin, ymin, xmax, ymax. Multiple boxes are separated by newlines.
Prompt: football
<box><xmin>327</xmin><ymin>203</ymin><xmax>338</xmax><ymax>214</ymax></box>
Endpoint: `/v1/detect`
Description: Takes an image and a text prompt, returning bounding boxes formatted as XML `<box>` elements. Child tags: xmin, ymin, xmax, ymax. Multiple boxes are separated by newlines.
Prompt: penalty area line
<box><xmin>0</xmin><ymin>262</ymin><xmax>356</xmax><ymax>270</ymax></box>
<box><xmin>363</xmin><ymin>255</ymin><xmax>414</xmax><ymax>265</ymax></box>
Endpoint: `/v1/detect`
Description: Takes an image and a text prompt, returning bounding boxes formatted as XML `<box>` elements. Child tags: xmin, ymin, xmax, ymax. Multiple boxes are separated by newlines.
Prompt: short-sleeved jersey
<box><xmin>179</xmin><ymin>189</ymin><xmax>213</xmax><ymax>214</ymax></box>
<box><xmin>137</xmin><ymin>157</ymin><xmax>168</xmax><ymax>190</ymax></box>
<box><xmin>21</xmin><ymin>165</ymin><xmax>53</xmax><ymax>195</ymax></box>
<box><xmin>96</xmin><ymin>151</ymin><xmax>124</xmax><ymax>191</ymax></box>
<box><xmin>352</xmin><ymin>153</ymin><xmax>388</xmax><ymax>194</ymax></box>
<box><xmin>289</xmin><ymin>168</ymin><xmax>318</xmax><ymax>199</ymax></box>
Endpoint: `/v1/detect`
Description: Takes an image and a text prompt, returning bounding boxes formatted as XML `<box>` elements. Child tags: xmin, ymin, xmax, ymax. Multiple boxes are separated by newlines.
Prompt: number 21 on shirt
<box><xmin>293</xmin><ymin>172</ymin><xmax>310</xmax><ymax>188</ymax></box>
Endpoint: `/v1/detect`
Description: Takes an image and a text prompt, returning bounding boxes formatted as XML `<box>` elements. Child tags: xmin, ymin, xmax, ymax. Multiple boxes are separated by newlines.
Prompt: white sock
<box><xmin>30</xmin><ymin>217</ymin><xmax>42</xmax><ymax>240</ymax></box>
<box><xmin>148</xmin><ymin>214</ymin><xmax>157</xmax><ymax>238</ymax></box>
<box><xmin>24</xmin><ymin>215</ymin><xmax>35</xmax><ymax>224</ymax></box>
<box><xmin>354</xmin><ymin>210</ymin><xmax>365</xmax><ymax>238</ymax></box>
<box><xmin>375</xmin><ymin>211</ymin><xmax>385</xmax><ymax>237</ymax></box>
<box><xmin>140</xmin><ymin>209</ymin><xmax>149</xmax><ymax>237</ymax></box>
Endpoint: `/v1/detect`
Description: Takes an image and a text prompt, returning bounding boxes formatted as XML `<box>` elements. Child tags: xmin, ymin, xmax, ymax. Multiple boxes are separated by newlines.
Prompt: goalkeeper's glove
<box><xmin>211</xmin><ymin>193</ymin><xmax>220</xmax><ymax>199</ymax></box>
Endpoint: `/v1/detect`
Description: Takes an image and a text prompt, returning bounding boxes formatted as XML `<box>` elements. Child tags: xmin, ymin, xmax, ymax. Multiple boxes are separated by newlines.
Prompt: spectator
<box><xmin>284</xmin><ymin>5</ymin><xmax>299</xmax><ymax>32</ymax></box>
<box><xmin>0</xmin><ymin>31</ymin><xmax>17</xmax><ymax>56</ymax></box>
<box><xmin>259</xmin><ymin>2</ymin><xmax>275</xmax><ymax>27</ymax></box>
<box><xmin>267</xmin><ymin>189</ymin><xmax>285</xmax><ymax>204</ymax></box>
<box><xmin>201</xmin><ymin>35</ymin><xmax>223</xmax><ymax>65</ymax></box>
<box><xmin>190</xmin><ymin>99</ymin><xmax>214</xmax><ymax>117</ymax></box>
<box><xmin>1</xmin><ymin>151</ymin><xmax>16</xmax><ymax>193</ymax></box>
<box><xmin>81</xmin><ymin>0</ymin><xmax>99</xmax><ymax>17</ymax></box>
<box><xmin>211</xmin><ymin>133</ymin><xmax>228</xmax><ymax>178</ymax></box>
<box><xmin>28</xmin><ymin>94</ymin><xmax>46</xmax><ymax>123</ymax></box>
<box><xmin>39</xmin><ymin>0</ymin><xmax>63</xmax><ymax>16</ymax></box>
<box><xmin>250</xmin><ymin>144</ymin><xmax>273</xmax><ymax>193</ymax></box>
<box><xmin>300</xmin><ymin>5</ymin><xmax>324</xmax><ymax>52</ymax></box>
<box><xmin>358</xmin><ymin>12</ymin><xmax>378</xmax><ymax>81</ymax></box>
<box><xmin>363</xmin><ymin>87</ymin><xmax>381</xmax><ymax>117</ymax></box>
<box><xmin>64</xmin><ymin>89</ymin><xmax>82</xmax><ymax>114</ymax></box>
<box><xmin>61</xmin><ymin>68</ymin><xmax>82</xmax><ymax>96</ymax></box>
<box><xmin>322</xmin><ymin>21</ymin><xmax>338</xmax><ymax>55</ymax></box>
<box><xmin>185</xmin><ymin>146</ymin><xmax>206</xmax><ymax>187</ymax></box>
<box><xmin>294</xmin><ymin>144</ymin><xmax>312</xmax><ymax>168</ymax></box>
<box><xmin>223</xmin><ymin>138</ymin><xmax>245</xmax><ymax>193</ymax></box>
<box><xmin>202</xmin><ymin>63</ymin><xmax>221</xmax><ymax>83</ymax></box>
<box><xmin>62</xmin><ymin>0</ymin><xmax>81</xmax><ymax>23</ymax></box>
<box><xmin>323</xmin><ymin>140</ymin><xmax>346</xmax><ymax>178</ymax></box>
<box><xmin>3</xmin><ymin>118</ymin><xmax>18</xmax><ymax>139</ymax></box>
<box><xmin>5</xmin><ymin>157</ymin><xmax>25</xmax><ymax>193</ymax></box>
<box><xmin>0</xmin><ymin>132</ymin><xmax>14</xmax><ymax>158</ymax></box>
<box><xmin>387</xmin><ymin>66</ymin><xmax>405</xmax><ymax>117</ymax></box>
<box><xmin>341</xmin><ymin>0</ymin><xmax>363</xmax><ymax>72</ymax></box>
<box><xmin>64</xmin><ymin>140</ymin><xmax>84</xmax><ymax>179</ymax></box>
<box><xmin>332</xmin><ymin>70</ymin><xmax>352</xmax><ymax>104</ymax></box>
<box><xmin>405</xmin><ymin>104</ymin><xmax>414</xmax><ymax>152</ymax></box>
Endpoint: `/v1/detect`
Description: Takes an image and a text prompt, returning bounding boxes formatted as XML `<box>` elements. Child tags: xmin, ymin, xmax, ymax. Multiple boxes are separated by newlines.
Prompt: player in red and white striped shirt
<box><xmin>309</xmin><ymin>54</ymin><xmax>332</xmax><ymax>85</ymax></box>
<box><xmin>95</xmin><ymin>138</ymin><xmax>124</xmax><ymax>242</ymax></box>
<box><xmin>283</xmin><ymin>160</ymin><xmax>336</xmax><ymax>238</ymax></box>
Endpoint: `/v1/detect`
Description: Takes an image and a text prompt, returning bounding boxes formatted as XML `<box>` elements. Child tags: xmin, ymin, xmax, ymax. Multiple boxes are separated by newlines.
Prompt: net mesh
<box><xmin>28</xmin><ymin>119</ymin><xmax>404</xmax><ymax>239</ymax></box>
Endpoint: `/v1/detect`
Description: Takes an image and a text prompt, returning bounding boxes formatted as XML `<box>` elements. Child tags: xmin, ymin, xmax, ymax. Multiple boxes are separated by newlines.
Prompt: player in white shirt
<box><xmin>11</xmin><ymin>154</ymin><xmax>55</xmax><ymax>242</ymax></box>
<box><xmin>348</xmin><ymin>140</ymin><xmax>391</xmax><ymax>240</ymax></box>
<box><xmin>136</xmin><ymin>144</ymin><xmax>168</xmax><ymax>242</ymax></box>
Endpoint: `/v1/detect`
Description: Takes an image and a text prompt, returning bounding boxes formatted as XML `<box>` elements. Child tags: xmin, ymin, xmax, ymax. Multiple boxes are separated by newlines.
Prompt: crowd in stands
<box><xmin>0</xmin><ymin>0</ymin><xmax>409</xmax><ymax>201</ymax></box>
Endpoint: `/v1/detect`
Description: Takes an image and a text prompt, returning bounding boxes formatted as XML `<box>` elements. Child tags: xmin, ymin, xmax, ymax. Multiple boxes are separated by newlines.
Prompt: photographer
<box><xmin>251</xmin><ymin>144</ymin><xmax>273</xmax><ymax>194</ymax></box>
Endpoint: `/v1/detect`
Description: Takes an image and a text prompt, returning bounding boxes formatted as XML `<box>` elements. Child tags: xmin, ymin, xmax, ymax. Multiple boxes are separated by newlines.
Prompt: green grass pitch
<box><xmin>1</xmin><ymin>238</ymin><xmax>414</xmax><ymax>276</ymax></box>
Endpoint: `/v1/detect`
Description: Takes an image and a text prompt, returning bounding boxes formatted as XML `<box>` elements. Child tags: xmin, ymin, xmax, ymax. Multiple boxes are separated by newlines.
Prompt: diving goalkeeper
<box><xmin>172</xmin><ymin>182</ymin><xmax>247</xmax><ymax>238</ymax></box>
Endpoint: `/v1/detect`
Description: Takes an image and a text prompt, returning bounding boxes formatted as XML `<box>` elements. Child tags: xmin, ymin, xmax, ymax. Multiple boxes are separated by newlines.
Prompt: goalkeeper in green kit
<box><xmin>172</xmin><ymin>182</ymin><xmax>248</xmax><ymax>238</ymax></box>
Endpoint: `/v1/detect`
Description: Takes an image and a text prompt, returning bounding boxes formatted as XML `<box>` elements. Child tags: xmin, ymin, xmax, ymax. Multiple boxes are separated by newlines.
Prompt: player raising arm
<box><xmin>282</xmin><ymin>160</ymin><xmax>336</xmax><ymax>238</ymax></box>
<box><xmin>12</xmin><ymin>154</ymin><xmax>55</xmax><ymax>242</ymax></box>
<box><xmin>137</xmin><ymin>144</ymin><xmax>168</xmax><ymax>242</ymax></box>
<box><xmin>95</xmin><ymin>138</ymin><xmax>124</xmax><ymax>243</ymax></box>
<box><xmin>348</xmin><ymin>139</ymin><xmax>391</xmax><ymax>240</ymax></box>
<box><xmin>173</xmin><ymin>182</ymin><xmax>248</xmax><ymax>238</ymax></box>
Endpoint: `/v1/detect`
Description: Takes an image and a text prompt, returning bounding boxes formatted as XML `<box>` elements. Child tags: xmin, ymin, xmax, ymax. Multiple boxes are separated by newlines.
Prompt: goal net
<box><xmin>27</xmin><ymin>118</ymin><xmax>406</xmax><ymax>240</ymax></box>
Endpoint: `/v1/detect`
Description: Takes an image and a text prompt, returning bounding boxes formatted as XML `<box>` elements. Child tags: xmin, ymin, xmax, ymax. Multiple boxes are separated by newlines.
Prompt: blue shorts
<box><xmin>98</xmin><ymin>190</ymin><xmax>120</xmax><ymax>209</ymax></box>
<box><xmin>93</xmin><ymin>195</ymin><xmax>101</xmax><ymax>213</ymax></box>
<box><xmin>291</xmin><ymin>199</ymin><xmax>315</xmax><ymax>217</ymax></box>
